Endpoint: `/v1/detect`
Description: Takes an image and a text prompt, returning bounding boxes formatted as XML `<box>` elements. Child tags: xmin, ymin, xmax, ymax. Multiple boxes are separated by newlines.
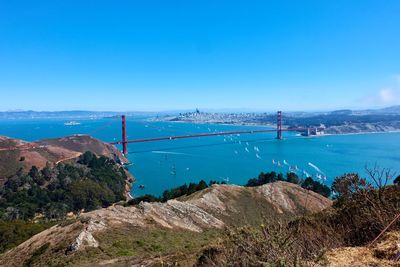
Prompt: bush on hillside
<box><xmin>395</xmin><ymin>175</ymin><xmax>400</xmax><ymax>185</ymax></box>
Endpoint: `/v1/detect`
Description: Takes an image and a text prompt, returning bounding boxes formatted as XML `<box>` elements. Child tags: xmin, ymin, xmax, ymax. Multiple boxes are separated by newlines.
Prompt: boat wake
<box><xmin>308</xmin><ymin>162</ymin><xmax>325</xmax><ymax>174</ymax></box>
<box><xmin>152</xmin><ymin>151</ymin><xmax>189</xmax><ymax>155</ymax></box>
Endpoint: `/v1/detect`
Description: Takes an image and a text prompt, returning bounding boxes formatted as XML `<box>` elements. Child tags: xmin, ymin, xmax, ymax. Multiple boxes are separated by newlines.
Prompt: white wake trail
<box><xmin>308</xmin><ymin>162</ymin><xmax>325</xmax><ymax>175</ymax></box>
<box><xmin>152</xmin><ymin>151</ymin><xmax>189</xmax><ymax>155</ymax></box>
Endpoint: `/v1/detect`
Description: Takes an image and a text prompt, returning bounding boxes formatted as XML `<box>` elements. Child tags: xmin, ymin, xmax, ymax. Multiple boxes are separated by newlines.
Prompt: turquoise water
<box><xmin>1</xmin><ymin>118</ymin><xmax>399</xmax><ymax>197</ymax></box>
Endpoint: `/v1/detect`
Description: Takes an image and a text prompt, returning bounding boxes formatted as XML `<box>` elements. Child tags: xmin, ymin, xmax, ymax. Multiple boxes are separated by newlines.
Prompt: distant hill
<box><xmin>375</xmin><ymin>105</ymin><xmax>400</xmax><ymax>114</ymax></box>
<box><xmin>284</xmin><ymin>105</ymin><xmax>400</xmax><ymax>117</ymax></box>
<box><xmin>0</xmin><ymin>110</ymin><xmax>158</xmax><ymax>119</ymax></box>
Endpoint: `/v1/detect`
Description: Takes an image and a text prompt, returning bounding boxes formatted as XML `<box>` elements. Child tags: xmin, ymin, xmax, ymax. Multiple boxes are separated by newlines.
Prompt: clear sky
<box><xmin>0</xmin><ymin>0</ymin><xmax>399</xmax><ymax>112</ymax></box>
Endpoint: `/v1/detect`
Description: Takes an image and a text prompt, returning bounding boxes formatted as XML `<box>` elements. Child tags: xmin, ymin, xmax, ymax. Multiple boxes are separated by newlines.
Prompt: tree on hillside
<box><xmin>197</xmin><ymin>180</ymin><xmax>208</xmax><ymax>191</ymax></box>
<box><xmin>41</xmin><ymin>163</ymin><xmax>52</xmax><ymax>181</ymax></box>
<box><xmin>301</xmin><ymin>177</ymin><xmax>314</xmax><ymax>190</ymax></box>
<box><xmin>301</xmin><ymin>177</ymin><xmax>331</xmax><ymax>198</ymax></box>
<box><xmin>246</xmin><ymin>172</ymin><xmax>278</xmax><ymax>187</ymax></box>
<box><xmin>28</xmin><ymin>166</ymin><xmax>39</xmax><ymax>180</ymax></box>
<box><xmin>286</xmin><ymin>172</ymin><xmax>299</xmax><ymax>184</ymax></box>
<box><xmin>394</xmin><ymin>175</ymin><xmax>400</xmax><ymax>185</ymax></box>
<box><xmin>78</xmin><ymin>151</ymin><xmax>94</xmax><ymax>165</ymax></box>
<box><xmin>365</xmin><ymin>164</ymin><xmax>397</xmax><ymax>202</ymax></box>
<box><xmin>331</xmin><ymin>173</ymin><xmax>370</xmax><ymax>200</ymax></box>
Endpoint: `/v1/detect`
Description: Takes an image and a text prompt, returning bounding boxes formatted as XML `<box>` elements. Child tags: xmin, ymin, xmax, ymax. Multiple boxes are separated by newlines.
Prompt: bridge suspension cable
<box><xmin>109</xmin><ymin>111</ymin><xmax>317</xmax><ymax>156</ymax></box>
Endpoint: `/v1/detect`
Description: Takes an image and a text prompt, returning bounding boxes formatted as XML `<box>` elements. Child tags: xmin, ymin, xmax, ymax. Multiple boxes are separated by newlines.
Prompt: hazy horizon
<box><xmin>1</xmin><ymin>104</ymin><xmax>399</xmax><ymax>114</ymax></box>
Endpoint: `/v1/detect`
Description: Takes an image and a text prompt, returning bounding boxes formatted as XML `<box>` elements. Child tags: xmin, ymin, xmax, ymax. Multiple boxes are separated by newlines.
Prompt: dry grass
<box><xmin>326</xmin><ymin>231</ymin><xmax>400</xmax><ymax>267</ymax></box>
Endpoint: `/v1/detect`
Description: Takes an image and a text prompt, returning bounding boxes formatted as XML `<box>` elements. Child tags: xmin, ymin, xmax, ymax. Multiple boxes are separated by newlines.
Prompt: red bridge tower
<box><xmin>121</xmin><ymin>115</ymin><xmax>128</xmax><ymax>155</ymax></box>
<box><xmin>277</xmin><ymin>111</ymin><xmax>282</xmax><ymax>140</ymax></box>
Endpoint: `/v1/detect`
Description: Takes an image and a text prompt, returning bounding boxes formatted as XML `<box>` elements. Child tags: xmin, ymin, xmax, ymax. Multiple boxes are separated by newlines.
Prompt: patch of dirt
<box><xmin>20</xmin><ymin>150</ymin><xmax>52</xmax><ymax>170</ymax></box>
<box><xmin>327</xmin><ymin>231</ymin><xmax>400</xmax><ymax>267</ymax></box>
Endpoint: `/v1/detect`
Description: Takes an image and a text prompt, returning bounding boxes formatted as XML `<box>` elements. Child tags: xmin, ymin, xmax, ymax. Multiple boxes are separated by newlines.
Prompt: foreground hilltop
<box><xmin>0</xmin><ymin>135</ymin><xmax>127</xmax><ymax>180</ymax></box>
<box><xmin>0</xmin><ymin>181</ymin><xmax>332</xmax><ymax>266</ymax></box>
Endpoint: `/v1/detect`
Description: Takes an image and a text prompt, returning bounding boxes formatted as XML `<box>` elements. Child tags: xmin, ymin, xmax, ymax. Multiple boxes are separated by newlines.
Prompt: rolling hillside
<box><xmin>0</xmin><ymin>181</ymin><xmax>332</xmax><ymax>266</ymax></box>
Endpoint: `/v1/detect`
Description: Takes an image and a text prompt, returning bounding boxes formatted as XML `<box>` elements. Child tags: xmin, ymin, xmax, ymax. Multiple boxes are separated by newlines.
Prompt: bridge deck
<box><xmin>110</xmin><ymin>128</ymin><xmax>307</xmax><ymax>145</ymax></box>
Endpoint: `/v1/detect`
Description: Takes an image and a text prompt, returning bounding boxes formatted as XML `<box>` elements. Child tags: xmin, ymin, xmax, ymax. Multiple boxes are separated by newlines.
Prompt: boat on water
<box><xmin>170</xmin><ymin>164</ymin><xmax>176</xmax><ymax>176</ymax></box>
<box><xmin>64</xmin><ymin>121</ymin><xmax>81</xmax><ymax>126</ymax></box>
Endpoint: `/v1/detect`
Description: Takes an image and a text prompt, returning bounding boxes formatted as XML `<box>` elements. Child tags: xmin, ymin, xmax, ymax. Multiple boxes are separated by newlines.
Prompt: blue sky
<box><xmin>0</xmin><ymin>0</ymin><xmax>399</xmax><ymax>111</ymax></box>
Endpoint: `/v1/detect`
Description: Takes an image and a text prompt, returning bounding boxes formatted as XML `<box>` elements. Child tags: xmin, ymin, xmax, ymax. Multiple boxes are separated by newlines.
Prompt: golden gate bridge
<box><xmin>110</xmin><ymin>111</ymin><xmax>322</xmax><ymax>155</ymax></box>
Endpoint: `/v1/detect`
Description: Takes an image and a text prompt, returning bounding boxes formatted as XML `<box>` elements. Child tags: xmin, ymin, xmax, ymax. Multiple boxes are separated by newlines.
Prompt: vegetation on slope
<box><xmin>0</xmin><ymin>151</ymin><xmax>127</xmax><ymax>221</ymax></box>
<box><xmin>0</xmin><ymin>151</ymin><xmax>129</xmax><ymax>254</ymax></box>
<box><xmin>196</xmin><ymin>171</ymin><xmax>400</xmax><ymax>266</ymax></box>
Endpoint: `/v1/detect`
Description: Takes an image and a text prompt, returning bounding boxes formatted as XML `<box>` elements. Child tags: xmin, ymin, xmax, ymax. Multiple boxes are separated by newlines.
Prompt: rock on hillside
<box><xmin>0</xmin><ymin>182</ymin><xmax>332</xmax><ymax>266</ymax></box>
<box><xmin>0</xmin><ymin>135</ymin><xmax>127</xmax><ymax>179</ymax></box>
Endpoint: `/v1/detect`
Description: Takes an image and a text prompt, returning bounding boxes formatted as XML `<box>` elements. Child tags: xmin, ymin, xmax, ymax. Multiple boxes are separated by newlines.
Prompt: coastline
<box><xmin>320</xmin><ymin>130</ymin><xmax>400</xmax><ymax>138</ymax></box>
<box><xmin>149</xmin><ymin>119</ymin><xmax>400</xmax><ymax>137</ymax></box>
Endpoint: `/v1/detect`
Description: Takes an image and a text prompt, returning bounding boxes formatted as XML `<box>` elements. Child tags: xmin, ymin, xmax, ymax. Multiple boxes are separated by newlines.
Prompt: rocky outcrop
<box><xmin>67</xmin><ymin>219</ymin><xmax>106</xmax><ymax>253</ymax></box>
<box><xmin>255</xmin><ymin>181</ymin><xmax>332</xmax><ymax>214</ymax></box>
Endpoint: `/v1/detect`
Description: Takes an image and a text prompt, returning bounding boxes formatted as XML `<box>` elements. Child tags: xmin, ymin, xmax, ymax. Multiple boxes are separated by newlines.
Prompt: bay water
<box><xmin>1</xmin><ymin>118</ymin><xmax>399</xmax><ymax>197</ymax></box>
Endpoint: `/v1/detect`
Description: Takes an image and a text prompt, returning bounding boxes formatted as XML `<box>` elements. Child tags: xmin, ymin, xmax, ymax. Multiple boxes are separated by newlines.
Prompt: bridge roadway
<box><xmin>109</xmin><ymin>127</ymin><xmax>308</xmax><ymax>145</ymax></box>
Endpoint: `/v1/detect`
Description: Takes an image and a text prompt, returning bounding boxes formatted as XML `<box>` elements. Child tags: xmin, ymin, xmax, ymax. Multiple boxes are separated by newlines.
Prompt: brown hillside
<box><xmin>0</xmin><ymin>182</ymin><xmax>332</xmax><ymax>266</ymax></box>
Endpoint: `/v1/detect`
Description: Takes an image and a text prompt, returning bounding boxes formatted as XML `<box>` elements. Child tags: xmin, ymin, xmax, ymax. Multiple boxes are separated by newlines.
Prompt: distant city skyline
<box><xmin>1</xmin><ymin>1</ymin><xmax>399</xmax><ymax>111</ymax></box>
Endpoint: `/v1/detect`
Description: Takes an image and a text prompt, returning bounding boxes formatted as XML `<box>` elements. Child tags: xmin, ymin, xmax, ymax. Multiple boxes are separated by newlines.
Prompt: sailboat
<box><xmin>170</xmin><ymin>164</ymin><xmax>176</xmax><ymax>176</ymax></box>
